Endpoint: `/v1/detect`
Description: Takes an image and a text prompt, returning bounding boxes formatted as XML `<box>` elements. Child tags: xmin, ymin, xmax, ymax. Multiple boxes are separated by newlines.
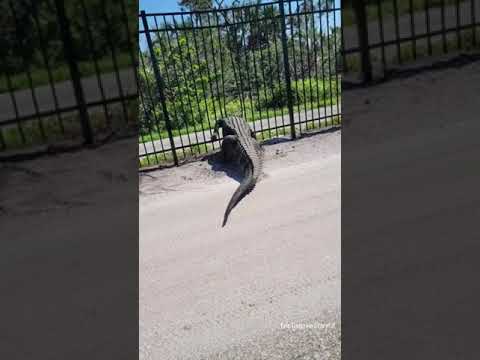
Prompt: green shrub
<box><xmin>256</xmin><ymin>77</ymin><xmax>339</xmax><ymax>110</ymax></box>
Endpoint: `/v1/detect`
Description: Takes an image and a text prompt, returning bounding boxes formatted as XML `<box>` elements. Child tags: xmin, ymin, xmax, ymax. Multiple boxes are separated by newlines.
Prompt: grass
<box><xmin>139</xmin><ymin>114</ymin><xmax>342</xmax><ymax>169</ymax></box>
<box><xmin>1</xmin><ymin>117</ymin><xmax>80</xmax><ymax>149</ymax></box>
<box><xmin>139</xmin><ymin>96</ymin><xmax>338</xmax><ymax>143</ymax></box>
<box><xmin>1</xmin><ymin>99</ymin><xmax>136</xmax><ymax>151</ymax></box>
<box><xmin>256</xmin><ymin>114</ymin><xmax>342</xmax><ymax>140</ymax></box>
<box><xmin>139</xmin><ymin>142</ymin><xmax>215</xmax><ymax>168</ymax></box>
<box><xmin>0</xmin><ymin>53</ymin><xmax>133</xmax><ymax>93</ymax></box>
<box><xmin>255</xmin><ymin>125</ymin><xmax>292</xmax><ymax>141</ymax></box>
<box><xmin>139</xmin><ymin>78</ymin><xmax>341</xmax><ymax>144</ymax></box>
<box><xmin>343</xmin><ymin>0</ymin><xmax>470</xmax><ymax>27</ymax></box>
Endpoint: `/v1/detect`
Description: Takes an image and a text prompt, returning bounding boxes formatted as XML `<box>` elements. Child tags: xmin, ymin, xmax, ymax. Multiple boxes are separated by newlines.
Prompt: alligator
<box><xmin>211</xmin><ymin>116</ymin><xmax>263</xmax><ymax>227</ymax></box>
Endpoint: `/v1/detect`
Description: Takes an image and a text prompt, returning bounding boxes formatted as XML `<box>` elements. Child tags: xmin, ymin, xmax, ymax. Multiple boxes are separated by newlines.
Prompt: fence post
<box><xmin>53</xmin><ymin>0</ymin><xmax>93</xmax><ymax>144</ymax></box>
<box><xmin>140</xmin><ymin>11</ymin><xmax>179</xmax><ymax>166</ymax></box>
<box><xmin>278</xmin><ymin>0</ymin><xmax>296</xmax><ymax>139</ymax></box>
<box><xmin>353</xmin><ymin>0</ymin><xmax>372</xmax><ymax>83</ymax></box>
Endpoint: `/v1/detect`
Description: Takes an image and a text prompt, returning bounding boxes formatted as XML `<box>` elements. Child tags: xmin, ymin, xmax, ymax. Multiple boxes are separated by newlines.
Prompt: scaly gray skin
<box><xmin>211</xmin><ymin>116</ymin><xmax>263</xmax><ymax>227</ymax></box>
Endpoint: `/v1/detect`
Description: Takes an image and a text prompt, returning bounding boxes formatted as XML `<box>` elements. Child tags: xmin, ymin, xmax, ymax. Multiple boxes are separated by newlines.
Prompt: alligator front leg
<box><xmin>211</xmin><ymin>119</ymin><xmax>224</xmax><ymax>142</ymax></box>
<box><xmin>211</xmin><ymin>130</ymin><xmax>219</xmax><ymax>142</ymax></box>
<box><xmin>221</xmin><ymin>135</ymin><xmax>239</xmax><ymax>163</ymax></box>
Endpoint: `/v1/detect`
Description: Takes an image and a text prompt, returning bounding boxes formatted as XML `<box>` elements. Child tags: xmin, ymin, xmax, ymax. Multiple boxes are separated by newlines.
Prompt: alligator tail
<box><xmin>222</xmin><ymin>164</ymin><xmax>256</xmax><ymax>227</ymax></box>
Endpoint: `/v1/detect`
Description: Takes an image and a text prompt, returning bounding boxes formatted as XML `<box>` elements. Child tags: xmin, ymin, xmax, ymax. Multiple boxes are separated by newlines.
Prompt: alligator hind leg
<box><xmin>221</xmin><ymin>135</ymin><xmax>239</xmax><ymax>163</ymax></box>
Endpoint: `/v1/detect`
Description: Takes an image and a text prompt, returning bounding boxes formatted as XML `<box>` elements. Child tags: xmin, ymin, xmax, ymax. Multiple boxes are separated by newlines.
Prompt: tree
<box><xmin>1</xmin><ymin>0</ymin><xmax>136</xmax><ymax>76</ymax></box>
<box><xmin>1</xmin><ymin>0</ymin><xmax>42</xmax><ymax>73</ymax></box>
<box><xmin>179</xmin><ymin>0</ymin><xmax>214</xmax><ymax>12</ymax></box>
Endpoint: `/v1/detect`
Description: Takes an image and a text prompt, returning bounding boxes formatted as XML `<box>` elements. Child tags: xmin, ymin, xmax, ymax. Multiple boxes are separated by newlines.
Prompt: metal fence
<box><xmin>138</xmin><ymin>0</ymin><xmax>341</xmax><ymax>167</ymax></box>
<box><xmin>342</xmin><ymin>0</ymin><xmax>480</xmax><ymax>82</ymax></box>
<box><xmin>0</xmin><ymin>0</ymin><xmax>137</xmax><ymax>156</ymax></box>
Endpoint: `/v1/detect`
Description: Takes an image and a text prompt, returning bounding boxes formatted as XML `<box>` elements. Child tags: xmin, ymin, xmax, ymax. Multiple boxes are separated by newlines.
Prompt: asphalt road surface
<box><xmin>0</xmin><ymin>68</ymin><xmax>136</xmax><ymax>123</ymax></box>
<box><xmin>341</xmin><ymin>54</ymin><xmax>480</xmax><ymax>359</ymax></box>
<box><xmin>139</xmin><ymin>131</ymin><xmax>341</xmax><ymax>360</ymax></box>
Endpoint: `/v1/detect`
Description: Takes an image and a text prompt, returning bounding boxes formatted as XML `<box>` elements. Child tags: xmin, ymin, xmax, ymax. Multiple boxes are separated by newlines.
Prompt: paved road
<box><xmin>341</xmin><ymin>52</ymin><xmax>480</xmax><ymax>359</ymax></box>
<box><xmin>139</xmin><ymin>104</ymin><xmax>341</xmax><ymax>155</ymax></box>
<box><xmin>0</xmin><ymin>68</ymin><xmax>137</xmax><ymax>123</ymax></box>
<box><xmin>139</xmin><ymin>134</ymin><xmax>341</xmax><ymax>360</ymax></box>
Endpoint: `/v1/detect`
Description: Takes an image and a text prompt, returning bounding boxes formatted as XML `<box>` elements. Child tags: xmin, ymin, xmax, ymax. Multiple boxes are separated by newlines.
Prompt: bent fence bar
<box><xmin>138</xmin><ymin>0</ymin><xmax>342</xmax><ymax>167</ymax></box>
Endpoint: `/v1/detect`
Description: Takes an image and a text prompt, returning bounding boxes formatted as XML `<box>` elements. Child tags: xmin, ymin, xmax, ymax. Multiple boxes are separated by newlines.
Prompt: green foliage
<box><xmin>1</xmin><ymin>0</ymin><xmax>136</xmax><ymax>77</ymax></box>
<box><xmin>293</xmin><ymin>77</ymin><xmax>340</xmax><ymax>105</ymax></box>
<box><xmin>139</xmin><ymin>29</ymin><xmax>218</xmax><ymax>135</ymax></box>
<box><xmin>257</xmin><ymin>77</ymin><xmax>339</xmax><ymax>109</ymax></box>
<box><xmin>257</xmin><ymin>83</ymin><xmax>288</xmax><ymax>109</ymax></box>
<box><xmin>178</xmin><ymin>0</ymin><xmax>213</xmax><ymax>12</ymax></box>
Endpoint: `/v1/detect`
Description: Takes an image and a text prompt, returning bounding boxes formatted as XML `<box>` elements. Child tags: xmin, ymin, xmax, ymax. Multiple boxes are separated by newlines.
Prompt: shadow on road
<box><xmin>260</xmin><ymin>137</ymin><xmax>291</xmax><ymax>146</ymax></box>
<box><xmin>206</xmin><ymin>151</ymin><xmax>244</xmax><ymax>184</ymax></box>
<box><xmin>206</xmin><ymin>134</ymin><xmax>293</xmax><ymax>183</ymax></box>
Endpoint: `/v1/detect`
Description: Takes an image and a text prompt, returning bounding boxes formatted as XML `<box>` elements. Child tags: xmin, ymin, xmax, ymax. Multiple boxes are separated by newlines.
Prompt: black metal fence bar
<box><xmin>31</xmin><ymin>0</ymin><xmax>65</xmax><ymax>136</ymax></box>
<box><xmin>331</xmin><ymin>1</ymin><xmax>341</xmax><ymax>129</ymax></box>
<box><xmin>1</xmin><ymin>59</ymin><xmax>25</xmax><ymax>148</ymax></box>
<box><xmin>101</xmin><ymin>1</ymin><xmax>129</xmax><ymax>129</ymax></box>
<box><xmin>409</xmin><ymin>0</ymin><xmax>417</xmax><ymax>59</ymax></box>
<box><xmin>325</xmin><ymin>1</ymin><xmax>335</xmax><ymax>128</ymax></box>
<box><xmin>155</xmin><ymin>16</ymin><xmax>189</xmax><ymax>158</ymax></box>
<box><xmin>353</xmin><ymin>0</ymin><xmax>373</xmax><ymax>82</ymax></box>
<box><xmin>279</xmin><ymin>0</ymin><xmax>297</xmax><ymax>139</ymax></box>
<box><xmin>441</xmin><ymin>0</ymin><xmax>448</xmax><ymax>52</ymax></box>
<box><xmin>54</xmin><ymin>0</ymin><xmax>93</xmax><ymax>145</ymax></box>
<box><xmin>473</xmin><ymin>0</ymin><xmax>478</xmax><ymax>45</ymax></box>
<box><xmin>141</xmin><ymin>11</ymin><xmax>178</xmax><ymax>166</ymax></box>
<box><xmin>425</xmin><ymin>0</ymin><xmax>433</xmax><ymax>55</ymax></box>
<box><xmin>10</xmin><ymin>1</ymin><xmax>46</xmax><ymax>142</ymax></box>
<box><xmin>271</xmin><ymin>5</ymin><xmax>287</xmax><ymax>134</ymax></box>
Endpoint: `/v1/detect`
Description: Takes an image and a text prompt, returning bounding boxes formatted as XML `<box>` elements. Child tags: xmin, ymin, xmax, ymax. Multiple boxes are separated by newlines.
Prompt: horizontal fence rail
<box><xmin>342</xmin><ymin>0</ymin><xmax>480</xmax><ymax>81</ymax></box>
<box><xmin>138</xmin><ymin>0</ymin><xmax>342</xmax><ymax>168</ymax></box>
<box><xmin>0</xmin><ymin>0</ymin><xmax>137</xmax><ymax>155</ymax></box>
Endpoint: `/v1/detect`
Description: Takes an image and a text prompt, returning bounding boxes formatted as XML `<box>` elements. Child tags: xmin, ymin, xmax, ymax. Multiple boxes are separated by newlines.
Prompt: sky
<box><xmin>139</xmin><ymin>0</ymin><xmax>239</xmax><ymax>13</ymax></box>
<box><xmin>139</xmin><ymin>0</ymin><xmax>182</xmax><ymax>13</ymax></box>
